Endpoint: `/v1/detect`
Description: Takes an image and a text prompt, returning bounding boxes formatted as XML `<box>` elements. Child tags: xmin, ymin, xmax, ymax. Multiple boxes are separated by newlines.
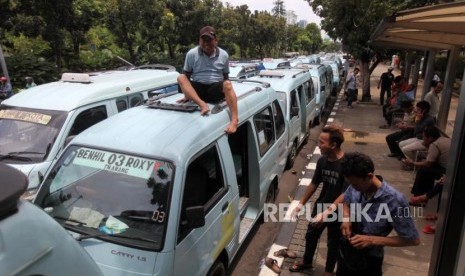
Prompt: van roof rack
<box><xmin>146</xmin><ymin>101</ymin><xmax>199</xmax><ymax>112</ymax></box>
<box><xmin>292</xmin><ymin>70</ymin><xmax>307</xmax><ymax>78</ymax></box>
<box><xmin>136</xmin><ymin>64</ymin><xmax>176</xmax><ymax>72</ymax></box>
<box><xmin>231</xmin><ymin>78</ymin><xmax>270</xmax><ymax>88</ymax></box>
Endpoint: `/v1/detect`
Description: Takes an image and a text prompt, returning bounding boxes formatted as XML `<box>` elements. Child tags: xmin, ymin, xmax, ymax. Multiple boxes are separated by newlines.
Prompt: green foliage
<box><xmin>2</xmin><ymin>0</ymin><xmax>326</xmax><ymax>80</ymax></box>
<box><xmin>321</xmin><ymin>38</ymin><xmax>337</xmax><ymax>52</ymax></box>
<box><xmin>5</xmin><ymin>33</ymin><xmax>50</xmax><ymax>56</ymax></box>
<box><xmin>5</xmin><ymin>54</ymin><xmax>59</xmax><ymax>92</ymax></box>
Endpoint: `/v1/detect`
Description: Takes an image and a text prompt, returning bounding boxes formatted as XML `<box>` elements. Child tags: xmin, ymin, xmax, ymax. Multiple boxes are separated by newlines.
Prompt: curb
<box><xmin>257</xmin><ymin>91</ymin><xmax>344</xmax><ymax>275</ymax></box>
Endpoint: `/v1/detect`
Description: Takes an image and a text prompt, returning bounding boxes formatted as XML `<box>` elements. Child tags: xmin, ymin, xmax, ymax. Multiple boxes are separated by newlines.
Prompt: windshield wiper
<box><xmin>7</xmin><ymin>151</ymin><xmax>46</xmax><ymax>155</ymax></box>
<box><xmin>0</xmin><ymin>153</ymin><xmax>32</xmax><ymax>161</ymax></box>
<box><xmin>52</xmin><ymin>215</ymin><xmax>87</xmax><ymax>226</ymax></box>
<box><xmin>76</xmin><ymin>232</ymin><xmax>157</xmax><ymax>243</ymax></box>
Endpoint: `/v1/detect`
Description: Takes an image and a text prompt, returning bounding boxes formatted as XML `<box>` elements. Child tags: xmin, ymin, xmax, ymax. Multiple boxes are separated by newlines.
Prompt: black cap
<box><xmin>200</xmin><ymin>26</ymin><xmax>216</xmax><ymax>39</ymax></box>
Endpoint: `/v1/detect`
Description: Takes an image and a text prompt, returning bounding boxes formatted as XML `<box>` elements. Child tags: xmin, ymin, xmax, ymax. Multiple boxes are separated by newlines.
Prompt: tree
<box><xmin>272</xmin><ymin>0</ymin><xmax>286</xmax><ymax>17</ymax></box>
<box><xmin>306</xmin><ymin>0</ymin><xmax>439</xmax><ymax>101</ymax></box>
<box><xmin>304</xmin><ymin>23</ymin><xmax>322</xmax><ymax>54</ymax></box>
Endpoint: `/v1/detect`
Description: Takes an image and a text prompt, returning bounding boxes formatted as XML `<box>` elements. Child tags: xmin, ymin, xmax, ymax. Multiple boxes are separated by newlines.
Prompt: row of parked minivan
<box><xmin>0</xmin><ymin>59</ymin><xmax>344</xmax><ymax>276</ymax></box>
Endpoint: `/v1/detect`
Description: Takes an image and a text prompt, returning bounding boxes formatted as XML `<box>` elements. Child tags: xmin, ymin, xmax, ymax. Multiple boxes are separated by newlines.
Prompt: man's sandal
<box><xmin>273</xmin><ymin>248</ymin><xmax>297</xmax><ymax>259</ymax></box>
<box><xmin>264</xmin><ymin>257</ymin><xmax>281</xmax><ymax>274</ymax></box>
<box><xmin>289</xmin><ymin>261</ymin><xmax>312</xmax><ymax>272</ymax></box>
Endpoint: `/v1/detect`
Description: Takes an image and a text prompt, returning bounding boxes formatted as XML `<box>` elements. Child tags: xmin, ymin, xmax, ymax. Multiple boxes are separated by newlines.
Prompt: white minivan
<box><xmin>0</xmin><ymin>65</ymin><xmax>179</xmax><ymax>197</ymax></box>
<box><xmin>34</xmin><ymin>79</ymin><xmax>288</xmax><ymax>276</ymax></box>
<box><xmin>249</xmin><ymin>68</ymin><xmax>317</xmax><ymax>168</ymax></box>
<box><xmin>296</xmin><ymin>63</ymin><xmax>330</xmax><ymax>124</ymax></box>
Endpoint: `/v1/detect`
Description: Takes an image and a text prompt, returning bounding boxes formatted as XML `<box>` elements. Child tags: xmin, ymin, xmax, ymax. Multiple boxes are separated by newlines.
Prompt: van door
<box><xmin>289</xmin><ymin>90</ymin><xmax>302</xmax><ymax>145</ymax></box>
<box><xmin>175</xmin><ymin>143</ymin><xmax>235</xmax><ymax>276</ymax></box>
<box><xmin>297</xmin><ymin>85</ymin><xmax>307</xmax><ymax>140</ymax></box>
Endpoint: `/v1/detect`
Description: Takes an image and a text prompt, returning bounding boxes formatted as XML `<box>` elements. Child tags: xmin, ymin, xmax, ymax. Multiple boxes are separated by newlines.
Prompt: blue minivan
<box><xmin>250</xmin><ymin>68</ymin><xmax>317</xmax><ymax>168</ymax></box>
<box><xmin>34</xmin><ymin>79</ymin><xmax>289</xmax><ymax>276</ymax></box>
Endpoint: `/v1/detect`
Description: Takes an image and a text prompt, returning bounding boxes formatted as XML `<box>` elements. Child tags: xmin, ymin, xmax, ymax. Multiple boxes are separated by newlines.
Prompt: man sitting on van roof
<box><xmin>177</xmin><ymin>26</ymin><xmax>238</xmax><ymax>134</ymax></box>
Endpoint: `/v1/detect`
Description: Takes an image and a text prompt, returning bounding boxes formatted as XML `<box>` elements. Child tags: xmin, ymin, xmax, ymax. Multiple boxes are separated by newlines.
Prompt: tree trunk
<box><xmin>360</xmin><ymin>59</ymin><xmax>372</xmax><ymax>102</ymax></box>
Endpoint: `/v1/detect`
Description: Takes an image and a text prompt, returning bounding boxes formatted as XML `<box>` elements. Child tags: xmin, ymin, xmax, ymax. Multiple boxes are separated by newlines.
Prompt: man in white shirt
<box><xmin>424</xmin><ymin>81</ymin><xmax>443</xmax><ymax>120</ymax></box>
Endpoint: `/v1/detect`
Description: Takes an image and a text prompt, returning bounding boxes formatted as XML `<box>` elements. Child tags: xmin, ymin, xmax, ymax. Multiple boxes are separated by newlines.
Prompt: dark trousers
<box><xmin>347</xmin><ymin>89</ymin><xmax>356</xmax><ymax>107</ymax></box>
<box><xmin>386</xmin><ymin>130</ymin><xmax>413</xmax><ymax>155</ymax></box>
<box><xmin>303</xmin><ymin>221</ymin><xmax>341</xmax><ymax>273</ymax></box>
<box><xmin>411</xmin><ymin>165</ymin><xmax>446</xmax><ymax>196</ymax></box>
<box><xmin>336</xmin><ymin>255</ymin><xmax>384</xmax><ymax>276</ymax></box>
<box><xmin>380</xmin><ymin>87</ymin><xmax>391</xmax><ymax>105</ymax></box>
<box><xmin>427</xmin><ymin>183</ymin><xmax>444</xmax><ymax>212</ymax></box>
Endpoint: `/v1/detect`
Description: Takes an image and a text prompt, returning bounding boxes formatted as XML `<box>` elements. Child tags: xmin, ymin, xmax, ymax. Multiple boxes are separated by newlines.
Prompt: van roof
<box><xmin>3</xmin><ymin>69</ymin><xmax>179</xmax><ymax>112</ymax></box>
<box><xmin>70</xmin><ymin>80</ymin><xmax>276</xmax><ymax>166</ymax></box>
<box><xmin>248</xmin><ymin>68</ymin><xmax>310</xmax><ymax>92</ymax></box>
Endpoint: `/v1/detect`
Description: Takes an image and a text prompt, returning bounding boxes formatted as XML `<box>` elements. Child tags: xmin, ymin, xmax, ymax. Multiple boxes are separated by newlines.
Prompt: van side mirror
<box><xmin>185</xmin><ymin>206</ymin><xmax>205</xmax><ymax>229</ymax></box>
<box><xmin>290</xmin><ymin>107</ymin><xmax>299</xmax><ymax>117</ymax></box>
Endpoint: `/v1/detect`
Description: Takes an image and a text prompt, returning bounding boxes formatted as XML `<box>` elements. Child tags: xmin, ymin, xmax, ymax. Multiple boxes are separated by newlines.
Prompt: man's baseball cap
<box><xmin>200</xmin><ymin>26</ymin><xmax>216</xmax><ymax>39</ymax></box>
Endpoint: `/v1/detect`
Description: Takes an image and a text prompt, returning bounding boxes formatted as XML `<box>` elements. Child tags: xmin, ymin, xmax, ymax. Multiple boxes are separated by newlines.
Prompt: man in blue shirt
<box><xmin>177</xmin><ymin>26</ymin><xmax>238</xmax><ymax>134</ymax></box>
<box><xmin>337</xmin><ymin>152</ymin><xmax>420</xmax><ymax>276</ymax></box>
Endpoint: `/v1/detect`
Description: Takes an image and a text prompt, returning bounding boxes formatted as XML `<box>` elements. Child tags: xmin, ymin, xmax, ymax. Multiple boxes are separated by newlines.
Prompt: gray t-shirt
<box><xmin>182</xmin><ymin>46</ymin><xmax>230</xmax><ymax>84</ymax></box>
<box><xmin>427</xmin><ymin>136</ymin><xmax>450</xmax><ymax>168</ymax></box>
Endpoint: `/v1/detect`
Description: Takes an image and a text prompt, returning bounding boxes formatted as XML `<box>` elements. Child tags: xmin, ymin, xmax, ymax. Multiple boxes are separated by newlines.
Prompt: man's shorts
<box><xmin>191</xmin><ymin>81</ymin><xmax>225</xmax><ymax>103</ymax></box>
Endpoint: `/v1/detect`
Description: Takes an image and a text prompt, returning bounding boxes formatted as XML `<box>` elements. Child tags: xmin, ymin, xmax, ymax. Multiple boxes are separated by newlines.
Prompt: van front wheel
<box><xmin>207</xmin><ymin>260</ymin><xmax>226</xmax><ymax>276</ymax></box>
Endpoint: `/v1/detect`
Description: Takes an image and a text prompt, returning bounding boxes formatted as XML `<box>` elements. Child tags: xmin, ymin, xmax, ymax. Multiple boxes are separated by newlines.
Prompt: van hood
<box><xmin>76</xmin><ymin>237</ymin><xmax>164</xmax><ymax>276</ymax></box>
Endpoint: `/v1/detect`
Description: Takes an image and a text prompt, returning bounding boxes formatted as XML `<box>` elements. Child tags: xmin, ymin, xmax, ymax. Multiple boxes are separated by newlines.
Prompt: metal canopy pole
<box><xmin>437</xmin><ymin>46</ymin><xmax>459</xmax><ymax>131</ymax></box>
<box><xmin>411</xmin><ymin>54</ymin><xmax>421</xmax><ymax>99</ymax></box>
<box><xmin>429</xmin><ymin>64</ymin><xmax>465</xmax><ymax>276</ymax></box>
<box><xmin>422</xmin><ymin>49</ymin><xmax>437</xmax><ymax>99</ymax></box>
<box><xmin>0</xmin><ymin>44</ymin><xmax>10</xmax><ymax>80</ymax></box>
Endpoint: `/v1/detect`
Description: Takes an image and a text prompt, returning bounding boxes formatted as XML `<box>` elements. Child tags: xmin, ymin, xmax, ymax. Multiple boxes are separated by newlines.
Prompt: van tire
<box><xmin>285</xmin><ymin>142</ymin><xmax>297</xmax><ymax>170</ymax></box>
<box><xmin>207</xmin><ymin>260</ymin><xmax>226</xmax><ymax>276</ymax></box>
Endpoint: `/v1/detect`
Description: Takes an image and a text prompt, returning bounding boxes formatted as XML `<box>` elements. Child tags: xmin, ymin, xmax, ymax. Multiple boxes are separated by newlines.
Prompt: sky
<box><xmin>220</xmin><ymin>0</ymin><xmax>321</xmax><ymax>25</ymax></box>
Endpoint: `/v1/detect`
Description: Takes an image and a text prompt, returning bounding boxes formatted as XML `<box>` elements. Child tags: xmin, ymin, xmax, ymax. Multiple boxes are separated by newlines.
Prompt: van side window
<box><xmin>305</xmin><ymin>81</ymin><xmax>314</xmax><ymax>103</ymax></box>
<box><xmin>297</xmin><ymin>85</ymin><xmax>303</xmax><ymax>105</ymax></box>
<box><xmin>116</xmin><ymin>98</ymin><xmax>128</xmax><ymax>112</ymax></box>
<box><xmin>129</xmin><ymin>94</ymin><xmax>143</xmax><ymax>107</ymax></box>
<box><xmin>69</xmin><ymin>106</ymin><xmax>107</xmax><ymax>137</ymax></box>
<box><xmin>148</xmin><ymin>84</ymin><xmax>179</xmax><ymax>97</ymax></box>
<box><xmin>290</xmin><ymin>90</ymin><xmax>299</xmax><ymax>118</ymax></box>
<box><xmin>272</xmin><ymin>100</ymin><xmax>285</xmax><ymax>139</ymax></box>
<box><xmin>178</xmin><ymin>145</ymin><xmax>226</xmax><ymax>242</ymax></box>
<box><xmin>254</xmin><ymin>107</ymin><xmax>275</xmax><ymax>156</ymax></box>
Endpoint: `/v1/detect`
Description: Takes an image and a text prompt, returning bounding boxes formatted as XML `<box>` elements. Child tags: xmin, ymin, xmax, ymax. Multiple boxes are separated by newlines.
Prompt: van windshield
<box><xmin>0</xmin><ymin>106</ymin><xmax>67</xmax><ymax>162</ymax></box>
<box><xmin>35</xmin><ymin>146</ymin><xmax>174</xmax><ymax>251</ymax></box>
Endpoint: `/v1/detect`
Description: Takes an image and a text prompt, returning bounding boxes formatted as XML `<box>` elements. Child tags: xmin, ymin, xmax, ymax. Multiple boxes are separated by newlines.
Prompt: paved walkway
<box><xmin>259</xmin><ymin>63</ymin><xmax>458</xmax><ymax>276</ymax></box>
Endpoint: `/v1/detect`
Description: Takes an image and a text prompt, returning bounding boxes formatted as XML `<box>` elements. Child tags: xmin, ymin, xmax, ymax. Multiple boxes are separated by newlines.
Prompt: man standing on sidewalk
<box><xmin>377</xmin><ymin>66</ymin><xmax>395</xmax><ymax>106</ymax></box>
<box><xmin>338</xmin><ymin>152</ymin><xmax>420</xmax><ymax>276</ymax></box>
<box><xmin>345</xmin><ymin>68</ymin><xmax>359</xmax><ymax>108</ymax></box>
<box><xmin>290</xmin><ymin>125</ymin><xmax>348</xmax><ymax>275</ymax></box>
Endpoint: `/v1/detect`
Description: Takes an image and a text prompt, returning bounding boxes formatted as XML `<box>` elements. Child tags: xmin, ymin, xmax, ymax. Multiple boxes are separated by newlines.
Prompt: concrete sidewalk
<box><xmin>259</xmin><ymin>63</ymin><xmax>457</xmax><ymax>276</ymax></box>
